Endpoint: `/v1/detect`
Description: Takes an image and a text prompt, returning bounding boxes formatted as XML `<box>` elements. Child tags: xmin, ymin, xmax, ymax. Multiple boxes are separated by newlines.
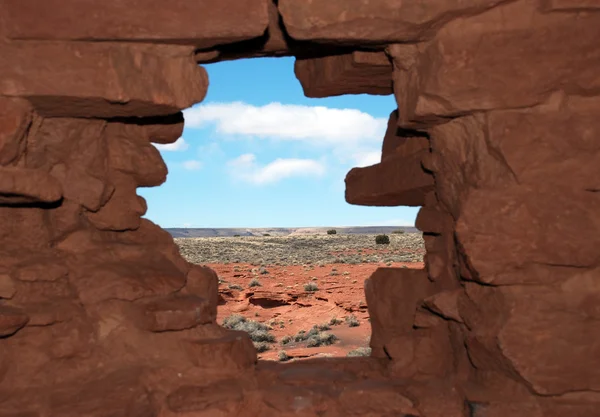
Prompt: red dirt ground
<box><xmin>211</xmin><ymin>261</ymin><xmax>424</xmax><ymax>361</ymax></box>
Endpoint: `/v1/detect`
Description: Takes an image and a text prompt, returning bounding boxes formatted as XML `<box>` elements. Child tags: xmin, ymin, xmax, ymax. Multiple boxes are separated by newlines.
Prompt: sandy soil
<box><xmin>174</xmin><ymin>233</ymin><xmax>425</xmax><ymax>361</ymax></box>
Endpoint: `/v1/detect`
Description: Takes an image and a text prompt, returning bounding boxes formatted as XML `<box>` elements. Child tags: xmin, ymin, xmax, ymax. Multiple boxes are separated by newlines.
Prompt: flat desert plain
<box><xmin>174</xmin><ymin>232</ymin><xmax>425</xmax><ymax>361</ymax></box>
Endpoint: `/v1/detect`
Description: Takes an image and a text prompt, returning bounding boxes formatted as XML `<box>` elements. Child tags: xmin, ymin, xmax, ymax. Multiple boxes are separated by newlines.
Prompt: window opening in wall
<box><xmin>138</xmin><ymin>57</ymin><xmax>425</xmax><ymax>361</ymax></box>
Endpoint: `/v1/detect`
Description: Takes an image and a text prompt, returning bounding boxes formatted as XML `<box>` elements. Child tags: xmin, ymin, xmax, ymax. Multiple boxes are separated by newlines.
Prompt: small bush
<box><xmin>228</xmin><ymin>284</ymin><xmax>243</xmax><ymax>290</ymax></box>
<box><xmin>233</xmin><ymin>234</ymin><xmax>240</xmax><ymax>237</ymax></box>
<box><xmin>292</xmin><ymin>325</ymin><xmax>338</xmax><ymax>348</ymax></box>
<box><xmin>263</xmin><ymin>233</ymin><xmax>271</xmax><ymax>236</ymax></box>
<box><xmin>347</xmin><ymin>347</ymin><xmax>372</xmax><ymax>357</ymax></box>
<box><xmin>280</xmin><ymin>335</ymin><xmax>292</xmax><ymax>345</ymax></box>
<box><xmin>392</xmin><ymin>229</ymin><xmax>405</xmax><ymax>234</ymax></box>
<box><xmin>249</xmin><ymin>278</ymin><xmax>262</xmax><ymax>287</ymax></box>
<box><xmin>222</xmin><ymin>315</ymin><xmax>275</xmax><ymax>344</ymax></box>
<box><xmin>304</xmin><ymin>282</ymin><xmax>319</xmax><ymax>292</ymax></box>
<box><xmin>307</xmin><ymin>332</ymin><xmax>338</xmax><ymax>347</ymax></box>
<box><xmin>375</xmin><ymin>234</ymin><xmax>390</xmax><ymax>245</ymax></box>
<box><xmin>346</xmin><ymin>314</ymin><xmax>360</xmax><ymax>327</ymax></box>
<box><xmin>329</xmin><ymin>317</ymin><xmax>343</xmax><ymax>326</ymax></box>
<box><xmin>278</xmin><ymin>350</ymin><xmax>290</xmax><ymax>362</ymax></box>
<box><xmin>313</xmin><ymin>323</ymin><xmax>330</xmax><ymax>331</ymax></box>
<box><xmin>254</xmin><ymin>342</ymin><xmax>271</xmax><ymax>352</ymax></box>
<box><xmin>293</xmin><ymin>330</ymin><xmax>307</xmax><ymax>342</ymax></box>
<box><xmin>327</xmin><ymin>229</ymin><xmax>337</xmax><ymax>235</ymax></box>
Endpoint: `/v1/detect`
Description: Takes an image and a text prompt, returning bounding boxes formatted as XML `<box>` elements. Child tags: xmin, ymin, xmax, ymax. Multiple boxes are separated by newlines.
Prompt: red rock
<box><xmin>11</xmin><ymin>256</ymin><xmax>68</xmax><ymax>282</ymax></box>
<box><xmin>47</xmin><ymin>200</ymin><xmax>84</xmax><ymax>244</ymax></box>
<box><xmin>0</xmin><ymin>1</ymin><xmax>598</xmax><ymax>413</ymax></box>
<box><xmin>0</xmin><ymin>42</ymin><xmax>208</xmax><ymax>117</ymax></box>
<box><xmin>402</xmin><ymin>379</ymin><xmax>468</xmax><ymax>417</ymax></box>
<box><xmin>4</xmin><ymin>0</ymin><xmax>269</xmax><ymax>49</ymax></box>
<box><xmin>0</xmin><ymin>167</ymin><xmax>63</xmax><ymax>205</ymax></box>
<box><xmin>279</xmin><ymin>0</ymin><xmax>508</xmax><ymax>43</ymax></box>
<box><xmin>496</xmin><ymin>283</ymin><xmax>600</xmax><ymax>395</ymax></box>
<box><xmin>185</xmin><ymin>265</ymin><xmax>219</xmax><ymax>320</ymax></box>
<box><xmin>488</xmin><ymin>95</ymin><xmax>600</xmax><ymax>188</ymax></box>
<box><xmin>455</xmin><ymin>185</ymin><xmax>600</xmax><ymax>282</ymax></box>
<box><xmin>338</xmin><ymin>380</ymin><xmax>419</xmax><ymax>416</ymax></box>
<box><xmin>105</xmin><ymin>123</ymin><xmax>168</xmax><ymax>188</ymax></box>
<box><xmin>415</xmin><ymin>206</ymin><xmax>455</xmax><ymax>235</ymax></box>
<box><xmin>395</xmin><ymin>1</ymin><xmax>600</xmax><ymax>124</ymax></box>
<box><xmin>365</xmin><ymin>268</ymin><xmax>434</xmax><ymax>354</ymax></box>
<box><xmin>49</xmin><ymin>369</ymin><xmax>156</xmax><ymax>417</ymax></box>
<box><xmin>295</xmin><ymin>51</ymin><xmax>392</xmax><ymax>98</ymax></box>
<box><xmin>541</xmin><ymin>0</ymin><xmax>600</xmax><ymax>11</ymax></box>
<box><xmin>166</xmin><ymin>379</ymin><xmax>244</xmax><ymax>413</ymax></box>
<box><xmin>0</xmin><ymin>97</ymin><xmax>31</xmax><ymax>166</ymax></box>
<box><xmin>345</xmin><ymin>150</ymin><xmax>434</xmax><ymax>206</ymax></box>
<box><xmin>0</xmin><ymin>274</ymin><xmax>16</xmax><ymax>299</ymax></box>
<box><xmin>143</xmin><ymin>113</ymin><xmax>185</xmax><ymax>144</ymax></box>
<box><xmin>132</xmin><ymin>294</ymin><xmax>214</xmax><ymax>332</ymax></box>
<box><xmin>21</xmin><ymin>302</ymin><xmax>80</xmax><ymax>327</ymax></box>
<box><xmin>70</xmin><ymin>255</ymin><xmax>186</xmax><ymax>304</ymax></box>
<box><xmin>0</xmin><ymin>305</ymin><xmax>29</xmax><ymax>337</ymax></box>
<box><xmin>85</xmin><ymin>173</ymin><xmax>147</xmax><ymax>231</ymax></box>
<box><xmin>380</xmin><ymin>109</ymin><xmax>429</xmax><ymax>161</ymax></box>
<box><xmin>184</xmin><ymin>330</ymin><xmax>257</xmax><ymax>370</ymax></box>
<box><xmin>423</xmin><ymin>289</ymin><xmax>463</xmax><ymax>323</ymax></box>
<box><xmin>49</xmin><ymin>164</ymin><xmax>112</xmax><ymax>212</ymax></box>
<box><xmin>427</xmin><ymin>114</ymin><xmax>516</xmax><ymax>218</ymax></box>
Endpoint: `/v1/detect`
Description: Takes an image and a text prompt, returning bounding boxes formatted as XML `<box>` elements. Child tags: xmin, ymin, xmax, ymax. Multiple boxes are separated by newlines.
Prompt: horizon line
<box><xmin>164</xmin><ymin>225</ymin><xmax>416</xmax><ymax>229</ymax></box>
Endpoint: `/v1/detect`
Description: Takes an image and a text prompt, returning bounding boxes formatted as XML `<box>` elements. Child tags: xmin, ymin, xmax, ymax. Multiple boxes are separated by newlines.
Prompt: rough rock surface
<box><xmin>0</xmin><ymin>0</ymin><xmax>598</xmax><ymax>415</ymax></box>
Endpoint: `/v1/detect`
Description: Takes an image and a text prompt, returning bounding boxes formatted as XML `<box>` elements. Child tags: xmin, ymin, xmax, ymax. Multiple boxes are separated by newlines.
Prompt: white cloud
<box><xmin>227</xmin><ymin>153</ymin><xmax>325</xmax><ymax>185</ymax></box>
<box><xmin>153</xmin><ymin>137</ymin><xmax>189</xmax><ymax>152</ymax></box>
<box><xmin>352</xmin><ymin>150</ymin><xmax>381</xmax><ymax>167</ymax></box>
<box><xmin>182</xmin><ymin>160</ymin><xmax>202</xmax><ymax>170</ymax></box>
<box><xmin>183</xmin><ymin>102</ymin><xmax>387</xmax><ymax>146</ymax></box>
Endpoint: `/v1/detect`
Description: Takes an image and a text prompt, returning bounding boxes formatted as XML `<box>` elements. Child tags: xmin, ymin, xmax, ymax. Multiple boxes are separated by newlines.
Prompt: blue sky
<box><xmin>139</xmin><ymin>57</ymin><xmax>419</xmax><ymax>228</ymax></box>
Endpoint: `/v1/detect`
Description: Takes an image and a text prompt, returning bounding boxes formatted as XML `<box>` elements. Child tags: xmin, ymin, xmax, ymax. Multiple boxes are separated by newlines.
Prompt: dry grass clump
<box><xmin>222</xmin><ymin>314</ymin><xmax>276</xmax><ymax>351</ymax></box>
<box><xmin>347</xmin><ymin>347</ymin><xmax>372</xmax><ymax>357</ymax></box>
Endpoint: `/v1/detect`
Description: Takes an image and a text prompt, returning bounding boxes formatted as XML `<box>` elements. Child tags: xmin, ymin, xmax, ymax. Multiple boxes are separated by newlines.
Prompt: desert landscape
<box><xmin>174</xmin><ymin>230</ymin><xmax>425</xmax><ymax>361</ymax></box>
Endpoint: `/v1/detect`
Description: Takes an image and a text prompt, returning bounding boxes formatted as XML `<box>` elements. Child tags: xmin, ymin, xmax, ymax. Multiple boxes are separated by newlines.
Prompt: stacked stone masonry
<box><xmin>0</xmin><ymin>0</ymin><xmax>599</xmax><ymax>416</ymax></box>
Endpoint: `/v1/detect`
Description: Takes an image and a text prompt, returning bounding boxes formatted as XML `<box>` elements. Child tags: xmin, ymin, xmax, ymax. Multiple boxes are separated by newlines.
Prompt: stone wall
<box><xmin>0</xmin><ymin>0</ymin><xmax>599</xmax><ymax>416</ymax></box>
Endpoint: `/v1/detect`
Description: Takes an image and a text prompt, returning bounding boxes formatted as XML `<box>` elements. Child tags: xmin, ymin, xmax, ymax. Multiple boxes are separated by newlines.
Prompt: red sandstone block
<box><xmin>345</xmin><ymin>150</ymin><xmax>433</xmax><ymax>206</ymax></box>
<box><xmin>0</xmin><ymin>42</ymin><xmax>208</xmax><ymax>117</ymax></box>
<box><xmin>3</xmin><ymin>0</ymin><xmax>269</xmax><ymax>49</ymax></box>
<box><xmin>279</xmin><ymin>0</ymin><xmax>507</xmax><ymax>43</ymax></box>
<box><xmin>295</xmin><ymin>52</ymin><xmax>392</xmax><ymax>98</ymax></box>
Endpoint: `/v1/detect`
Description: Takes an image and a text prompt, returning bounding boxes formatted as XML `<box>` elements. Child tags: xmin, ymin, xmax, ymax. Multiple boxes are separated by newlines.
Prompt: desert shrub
<box><xmin>228</xmin><ymin>284</ymin><xmax>243</xmax><ymax>290</ymax></box>
<box><xmin>251</xmin><ymin>329</ymin><xmax>275</xmax><ymax>342</ymax></box>
<box><xmin>278</xmin><ymin>350</ymin><xmax>290</xmax><ymax>362</ymax></box>
<box><xmin>392</xmin><ymin>229</ymin><xmax>405</xmax><ymax>234</ymax></box>
<box><xmin>263</xmin><ymin>233</ymin><xmax>271</xmax><ymax>236</ymax></box>
<box><xmin>327</xmin><ymin>229</ymin><xmax>337</xmax><ymax>235</ymax></box>
<box><xmin>329</xmin><ymin>317</ymin><xmax>343</xmax><ymax>326</ymax></box>
<box><xmin>248</xmin><ymin>278</ymin><xmax>261</xmax><ymax>287</ymax></box>
<box><xmin>346</xmin><ymin>314</ymin><xmax>360</xmax><ymax>327</ymax></box>
<box><xmin>304</xmin><ymin>282</ymin><xmax>319</xmax><ymax>292</ymax></box>
<box><xmin>233</xmin><ymin>234</ymin><xmax>240</xmax><ymax>237</ymax></box>
<box><xmin>293</xmin><ymin>330</ymin><xmax>307</xmax><ymax>342</ymax></box>
<box><xmin>347</xmin><ymin>347</ymin><xmax>372</xmax><ymax>357</ymax></box>
<box><xmin>293</xmin><ymin>325</ymin><xmax>338</xmax><ymax>347</ymax></box>
<box><xmin>280</xmin><ymin>335</ymin><xmax>292</xmax><ymax>345</ymax></box>
<box><xmin>375</xmin><ymin>234</ymin><xmax>390</xmax><ymax>245</ymax></box>
<box><xmin>307</xmin><ymin>332</ymin><xmax>338</xmax><ymax>347</ymax></box>
<box><xmin>254</xmin><ymin>342</ymin><xmax>271</xmax><ymax>352</ymax></box>
<box><xmin>222</xmin><ymin>315</ymin><xmax>275</xmax><ymax>343</ymax></box>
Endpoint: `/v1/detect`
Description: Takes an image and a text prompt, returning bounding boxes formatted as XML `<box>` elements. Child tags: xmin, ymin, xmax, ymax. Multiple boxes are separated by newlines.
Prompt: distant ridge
<box><xmin>165</xmin><ymin>226</ymin><xmax>418</xmax><ymax>238</ymax></box>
